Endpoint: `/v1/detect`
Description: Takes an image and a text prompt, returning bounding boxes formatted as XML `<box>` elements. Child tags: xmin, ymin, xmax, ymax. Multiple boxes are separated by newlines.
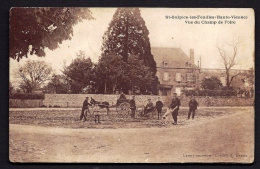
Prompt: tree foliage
<box><xmin>100</xmin><ymin>8</ymin><xmax>158</xmax><ymax>93</ymax></box>
<box><xmin>244</xmin><ymin>67</ymin><xmax>254</xmax><ymax>87</ymax></box>
<box><xmin>62</xmin><ymin>51</ymin><xmax>94</xmax><ymax>93</ymax></box>
<box><xmin>12</xmin><ymin>60</ymin><xmax>53</xmax><ymax>93</ymax></box>
<box><xmin>9</xmin><ymin>82</ymin><xmax>14</xmax><ymax>95</ymax></box>
<box><xmin>10</xmin><ymin>7</ymin><xmax>93</xmax><ymax>61</ymax></box>
<box><xmin>201</xmin><ymin>76</ymin><xmax>223</xmax><ymax>90</ymax></box>
<box><xmin>94</xmin><ymin>53</ymin><xmax>158</xmax><ymax>94</ymax></box>
<box><xmin>95</xmin><ymin>52</ymin><xmax>128</xmax><ymax>94</ymax></box>
<box><xmin>44</xmin><ymin>74</ymin><xmax>68</xmax><ymax>94</ymax></box>
<box><xmin>127</xmin><ymin>55</ymin><xmax>157</xmax><ymax>94</ymax></box>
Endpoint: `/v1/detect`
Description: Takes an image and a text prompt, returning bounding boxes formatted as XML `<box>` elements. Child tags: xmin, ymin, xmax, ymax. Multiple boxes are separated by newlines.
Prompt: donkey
<box><xmin>89</xmin><ymin>97</ymin><xmax>110</xmax><ymax>115</ymax></box>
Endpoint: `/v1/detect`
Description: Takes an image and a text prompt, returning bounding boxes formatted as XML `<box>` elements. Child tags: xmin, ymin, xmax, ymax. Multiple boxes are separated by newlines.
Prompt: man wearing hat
<box><xmin>130</xmin><ymin>95</ymin><xmax>136</xmax><ymax>119</ymax></box>
<box><xmin>80</xmin><ymin>96</ymin><xmax>92</xmax><ymax>121</ymax></box>
<box><xmin>169</xmin><ymin>93</ymin><xmax>181</xmax><ymax>125</ymax></box>
<box><xmin>156</xmin><ymin>97</ymin><xmax>164</xmax><ymax>120</ymax></box>
<box><xmin>143</xmin><ymin>98</ymin><xmax>154</xmax><ymax>117</ymax></box>
<box><xmin>188</xmin><ymin>96</ymin><xmax>198</xmax><ymax>120</ymax></box>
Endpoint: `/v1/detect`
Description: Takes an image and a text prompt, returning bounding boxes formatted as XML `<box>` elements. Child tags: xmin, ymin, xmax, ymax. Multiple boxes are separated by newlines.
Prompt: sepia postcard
<box><xmin>9</xmin><ymin>8</ymin><xmax>254</xmax><ymax>163</ymax></box>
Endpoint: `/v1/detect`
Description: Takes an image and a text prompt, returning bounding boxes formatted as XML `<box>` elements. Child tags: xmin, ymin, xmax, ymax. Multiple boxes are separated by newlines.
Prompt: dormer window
<box><xmin>163</xmin><ymin>61</ymin><xmax>169</xmax><ymax>67</ymax></box>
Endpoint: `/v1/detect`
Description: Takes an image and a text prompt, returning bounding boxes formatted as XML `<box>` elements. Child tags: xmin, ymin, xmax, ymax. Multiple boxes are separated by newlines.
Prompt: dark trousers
<box><xmin>157</xmin><ymin>108</ymin><xmax>162</xmax><ymax>119</ymax></box>
<box><xmin>171</xmin><ymin>109</ymin><xmax>178</xmax><ymax>123</ymax></box>
<box><xmin>130</xmin><ymin>108</ymin><xmax>136</xmax><ymax>118</ymax></box>
<box><xmin>188</xmin><ymin>109</ymin><xmax>196</xmax><ymax>119</ymax></box>
<box><xmin>80</xmin><ymin>107</ymin><xmax>89</xmax><ymax>120</ymax></box>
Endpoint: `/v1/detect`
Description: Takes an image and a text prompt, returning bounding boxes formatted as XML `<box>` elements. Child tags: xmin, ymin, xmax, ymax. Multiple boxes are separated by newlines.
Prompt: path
<box><xmin>9</xmin><ymin>107</ymin><xmax>254</xmax><ymax>163</ymax></box>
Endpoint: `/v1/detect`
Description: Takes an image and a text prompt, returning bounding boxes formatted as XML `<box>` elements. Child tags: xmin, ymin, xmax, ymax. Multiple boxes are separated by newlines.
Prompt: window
<box><xmin>176</xmin><ymin>73</ymin><xmax>181</xmax><ymax>82</ymax></box>
<box><xmin>163</xmin><ymin>61</ymin><xmax>169</xmax><ymax>67</ymax></box>
<box><xmin>163</xmin><ymin>72</ymin><xmax>169</xmax><ymax>81</ymax></box>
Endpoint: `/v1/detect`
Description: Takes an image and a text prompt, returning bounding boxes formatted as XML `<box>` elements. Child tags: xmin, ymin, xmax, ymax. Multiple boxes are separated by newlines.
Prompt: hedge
<box><xmin>9</xmin><ymin>93</ymin><xmax>44</xmax><ymax>100</ymax></box>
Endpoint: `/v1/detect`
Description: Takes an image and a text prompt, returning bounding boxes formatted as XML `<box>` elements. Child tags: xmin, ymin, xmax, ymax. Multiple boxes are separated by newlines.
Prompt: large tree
<box><xmin>10</xmin><ymin>7</ymin><xmax>93</xmax><ymax>61</ymax></box>
<box><xmin>126</xmin><ymin>55</ymin><xmax>157</xmax><ymax>94</ymax></box>
<box><xmin>95</xmin><ymin>52</ymin><xmax>128</xmax><ymax>94</ymax></box>
<box><xmin>12</xmin><ymin>60</ymin><xmax>53</xmax><ymax>93</ymax></box>
<box><xmin>100</xmin><ymin>8</ymin><xmax>158</xmax><ymax>93</ymax></box>
<box><xmin>217</xmin><ymin>37</ymin><xmax>242</xmax><ymax>89</ymax></box>
<box><xmin>201</xmin><ymin>76</ymin><xmax>223</xmax><ymax>90</ymax></box>
<box><xmin>62</xmin><ymin>51</ymin><xmax>94</xmax><ymax>93</ymax></box>
<box><xmin>44</xmin><ymin>74</ymin><xmax>68</xmax><ymax>94</ymax></box>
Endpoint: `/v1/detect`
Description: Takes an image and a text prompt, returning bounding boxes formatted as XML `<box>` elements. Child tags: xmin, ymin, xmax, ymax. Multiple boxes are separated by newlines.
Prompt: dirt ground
<box><xmin>9</xmin><ymin>107</ymin><xmax>254</xmax><ymax>163</ymax></box>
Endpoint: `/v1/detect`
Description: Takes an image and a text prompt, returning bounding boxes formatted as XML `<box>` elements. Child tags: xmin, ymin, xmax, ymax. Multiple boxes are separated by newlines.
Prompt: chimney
<box><xmin>190</xmin><ymin>49</ymin><xmax>194</xmax><ymax>64</ymax></box>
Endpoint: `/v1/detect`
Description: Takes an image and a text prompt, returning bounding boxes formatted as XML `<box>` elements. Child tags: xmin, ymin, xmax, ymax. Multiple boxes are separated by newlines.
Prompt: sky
<box><xmin>10</xmin><ymin>8</ymin><xmax>254</xmax><ymax>81</ymax></box>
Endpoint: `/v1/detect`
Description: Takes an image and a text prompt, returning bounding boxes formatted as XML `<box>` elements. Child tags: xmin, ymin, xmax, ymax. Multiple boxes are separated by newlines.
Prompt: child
<box><xmin>93</xmin><ymin>103</ymin><xmax>101</xmax><ymax>124</ymax></box>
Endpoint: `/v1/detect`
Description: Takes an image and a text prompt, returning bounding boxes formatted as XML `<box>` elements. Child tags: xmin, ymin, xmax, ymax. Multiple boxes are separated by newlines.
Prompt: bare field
<box><xmin>9</xmin><ymin>107</ymin><xmax>254</xmax><ymax>163</ymax></box>
<box><xmin>9</xmin><ymin>108</ymin><xmax>242</xmax><ymax>129</ymax></box>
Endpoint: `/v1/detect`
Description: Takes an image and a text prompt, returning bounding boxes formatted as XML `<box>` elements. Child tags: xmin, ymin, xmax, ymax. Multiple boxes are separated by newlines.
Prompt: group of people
<box><xmin>162</xmin><ymin>93</ymin><xmax>198</xmax><ymax>125</ymax></box>
<box><xmin>80</xmin><ymin>97</ymin><xmax>101</xmax><ymax>123</ymax></box>
<box><xmin>80</xmin><ymin>92</ymin><xmax>199</xmax><ymax>125</ymax></box>
<box><xmin>129</xmin><ymin>93</ymin><xmax>198</xmax><ymax>125</ymax></box>
<box><xmin>128</xmin><ymin>95</ymin><xmax>163</xmax><ymax>119</ymax></box>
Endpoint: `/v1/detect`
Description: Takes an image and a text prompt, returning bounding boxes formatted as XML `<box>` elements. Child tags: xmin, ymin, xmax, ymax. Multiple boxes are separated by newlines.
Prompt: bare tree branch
<box><xmin>217</xmin><ymin>37</ymin><xmax>243</xmax><ymax>89</ymax></box>
<box><xmin>12</xmin><ymin>60</ymin><xmax>53</xmax><ymax>93</ymax></box>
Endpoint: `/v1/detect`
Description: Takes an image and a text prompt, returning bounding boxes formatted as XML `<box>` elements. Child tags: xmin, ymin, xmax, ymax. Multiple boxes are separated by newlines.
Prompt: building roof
<box><xmin>151</xmin><ymin>47</ymin><xmax>198</xmax><ymax>68</ymax></box>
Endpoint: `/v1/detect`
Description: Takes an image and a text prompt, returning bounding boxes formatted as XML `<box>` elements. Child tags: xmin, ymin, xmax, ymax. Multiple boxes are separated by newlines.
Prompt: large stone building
<box><xmin>152</xmin><ymin>47</ymin><xmax>252</xmax><ymax>96</ymax></box>
<box><xmin>152</xmin><ymin>47</ymin><xmax>200</xmax><ymax>96</ymax></box>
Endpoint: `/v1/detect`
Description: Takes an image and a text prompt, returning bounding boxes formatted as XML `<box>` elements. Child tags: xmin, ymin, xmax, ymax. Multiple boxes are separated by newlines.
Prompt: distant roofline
<box><xmin>157</xmin><ymin>66</ymin><xmax>199</xmax><ymax>69</ymax></box>
<box><xmin>200</xmin><ymin>68</ymin><xmax>250</xmax><ymax>71</ymax></box>
<box><xmin>152</xmin><ymin>47</ymin><xmax>198</xmax><ymax>68</ymax></box>
<box><xmin>156</xmin><ymin>67</ymin><xmax>250</xmax><ymax>71</ymax></box>
<box><xmin>152</xmin><ymin>46</ymin><xmax>182</xmax><ymax>49</ymax></box>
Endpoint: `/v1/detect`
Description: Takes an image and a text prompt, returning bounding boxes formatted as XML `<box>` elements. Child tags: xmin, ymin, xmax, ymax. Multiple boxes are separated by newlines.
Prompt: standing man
<box><xmin>170</xmin><ymin>93</ymin><xmax>181</xmax><ymax>125</ymax></box>
<box><xmin>80</xmin><ymin>97</ymin><xmax>92</xmax><ymax>122</ymax></box>
<box><xmin>156</xmin><ymin>97</ymin><xmax>163</xmax><ymax>120</ymax></box>
<box><xmin>188</xmin><ymin>96</ymin><xmax>198</xmax><ymax>120</ymax></box>
<box><xmin>130</xmin><ymin>95</ymin><xmax>136</xmax><ymax>119</ymax></box>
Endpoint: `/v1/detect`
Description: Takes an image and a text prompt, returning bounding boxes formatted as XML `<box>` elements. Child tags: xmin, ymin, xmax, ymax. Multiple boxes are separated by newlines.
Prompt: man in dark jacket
<box><xmin>188</xmin><ymin>96</ymin><xmax>198</xmax><ymax>120</ymax></box>
<box><xmin>130</xmin><ymin>95</ymin><xmax>136</xmax><ymax>119</ymax></box>
<box><xmin>80</xmin><ymin>97</ymin><xmax>92</xmax><ymax>121</ymax></box>
<box><xmin>170</xmin><ymin>93</ymin><xmax>181</xmax><ymax>125</ymax></box>
<box><xmin>156</xmin><ymin>97</ymin><xmax>163</xmax><ymax>120</ymax></box>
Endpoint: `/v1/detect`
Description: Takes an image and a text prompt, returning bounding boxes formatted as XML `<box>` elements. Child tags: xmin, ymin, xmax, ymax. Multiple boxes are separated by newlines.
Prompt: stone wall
<box><xmin>9</xmin><ymin>99</ymin><xmax>42</xmax><ymax>108</ymax></box>
<box><xmin>42</xmin><ymin>94</ymin><xmax>168</xmax><ymax>108</ymax></box>
<box><xmin>179</xmin><ymin>95</ymin><xmax>254</xmax><ymax>107</ymax></box>
<box><xmin>9</xmin><ymin>94</ymin><xmax>254</xmax><ymax>108</ymax></box>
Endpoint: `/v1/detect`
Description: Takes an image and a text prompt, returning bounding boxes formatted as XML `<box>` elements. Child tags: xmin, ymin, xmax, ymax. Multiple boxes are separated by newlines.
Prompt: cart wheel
<box><xmin>85</xmin><ymin>108</ymin><xmax>95</xmax><ymax>121</ymax></box>
<box><xmin>118</xmin><ymin>102</ymin><xmax>130</xmax><ymax>118</ymax></box>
